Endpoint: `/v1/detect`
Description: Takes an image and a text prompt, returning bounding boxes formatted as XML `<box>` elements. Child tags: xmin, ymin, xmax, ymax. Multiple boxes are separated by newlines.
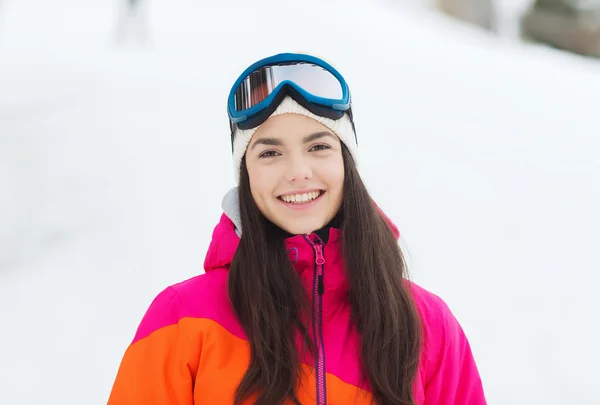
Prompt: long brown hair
<box><xmin>228</xmin><ymin>144</ymin><xmax>422</xmax><ymax>405</ymax></box>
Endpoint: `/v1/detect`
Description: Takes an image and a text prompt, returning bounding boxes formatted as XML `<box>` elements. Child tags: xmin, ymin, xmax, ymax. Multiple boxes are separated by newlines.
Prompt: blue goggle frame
<box><xmin>227</xmin><ymin>53</ymin><xmax>352</xmax><ymax>130</ymax></box>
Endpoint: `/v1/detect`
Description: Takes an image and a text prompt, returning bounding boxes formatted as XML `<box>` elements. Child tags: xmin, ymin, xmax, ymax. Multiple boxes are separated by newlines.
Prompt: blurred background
<box><xmin>1</xmin><ymin>0</ymin><xmax>599</xmax><ymax>404</ymax></box>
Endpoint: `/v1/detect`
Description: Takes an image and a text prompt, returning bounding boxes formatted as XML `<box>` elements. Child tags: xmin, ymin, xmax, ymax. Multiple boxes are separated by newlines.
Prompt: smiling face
<box><xmin>244</xmin><ymin>113</ymin><xmax>345</xmax><ymax>235</ymax></box>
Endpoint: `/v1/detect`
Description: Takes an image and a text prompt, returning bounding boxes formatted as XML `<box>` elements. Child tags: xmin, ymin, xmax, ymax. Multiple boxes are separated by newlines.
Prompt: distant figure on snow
<box><xmin>114</xmin><ymin>0</ymin><xmax>150</xmax><ymax>45</ymax></box>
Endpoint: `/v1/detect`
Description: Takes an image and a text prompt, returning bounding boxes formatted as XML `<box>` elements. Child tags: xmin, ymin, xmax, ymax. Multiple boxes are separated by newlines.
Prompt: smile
<box><xmin>278</xmin><ymin>190</ymin><xmax>324</xmax><ymax>205</ymax></box>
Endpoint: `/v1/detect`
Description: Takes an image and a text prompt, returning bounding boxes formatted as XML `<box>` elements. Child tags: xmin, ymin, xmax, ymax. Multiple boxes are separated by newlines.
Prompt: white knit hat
<box><xmin>232</xmin><ymin>96</ymin><xmax>358</xmax><ymax>183</ymax></box>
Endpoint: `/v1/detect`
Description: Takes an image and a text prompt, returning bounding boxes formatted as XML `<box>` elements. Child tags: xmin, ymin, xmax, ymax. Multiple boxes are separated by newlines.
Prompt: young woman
<box><xmin>108</xmin><ymin>53</ymin><xmax>487</xmax><ymax>405</ymax></box>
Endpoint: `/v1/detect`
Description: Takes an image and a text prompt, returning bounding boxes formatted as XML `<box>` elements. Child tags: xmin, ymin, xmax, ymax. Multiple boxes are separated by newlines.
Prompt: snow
<box><xmin>1</xmin><ymin>0</ymin><xmax>599</xmax><ymax>404</ymax></box>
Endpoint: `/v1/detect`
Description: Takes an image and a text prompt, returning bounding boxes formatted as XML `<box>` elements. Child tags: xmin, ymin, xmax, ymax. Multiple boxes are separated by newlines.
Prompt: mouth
<box><xmin>277</xmin><ymin>190</ymin><xmax>325</xmax><ymax>205</ymax></box>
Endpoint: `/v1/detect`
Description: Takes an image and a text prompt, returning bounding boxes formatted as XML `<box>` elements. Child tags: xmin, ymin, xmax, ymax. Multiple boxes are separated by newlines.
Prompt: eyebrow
<box><xmin>303</xmin><ymin>131</ymin><xmax>336</xmax><ymax>144</ymax></box>
<box><xmin>250</xmin><ymin>131</ymin><xmax>336</xmax><ymax>150</ymax></box>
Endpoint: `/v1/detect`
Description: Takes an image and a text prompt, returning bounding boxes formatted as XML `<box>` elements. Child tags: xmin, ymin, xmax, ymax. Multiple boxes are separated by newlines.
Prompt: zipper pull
<box><xmin>314</xmin><ymin>243</ymin><xmax>325</xmax><ymax>266</ymax></box>
<box><xmin>314</xmin><ymin>242</ymin><xmax>325</xmax><ymax>295</ymax></box>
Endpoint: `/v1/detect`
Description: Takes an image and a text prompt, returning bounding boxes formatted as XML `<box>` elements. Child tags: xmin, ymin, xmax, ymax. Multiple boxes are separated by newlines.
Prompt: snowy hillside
<box><xmin>1</xmin><ymin>0</ymin><xmax>599</xmax><ymax>404</ymax></box>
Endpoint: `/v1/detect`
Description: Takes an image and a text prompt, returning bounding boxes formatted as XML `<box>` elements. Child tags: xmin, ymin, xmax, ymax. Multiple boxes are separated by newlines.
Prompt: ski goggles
<box><xmin>227</xmin><ymin>53</ymin><xmax>352</xmax><ymax>131</ymax></box>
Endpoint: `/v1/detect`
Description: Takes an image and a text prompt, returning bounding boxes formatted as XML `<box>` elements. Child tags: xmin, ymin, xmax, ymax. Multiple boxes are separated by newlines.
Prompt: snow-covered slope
<box><xmin>1</xmin><ymin>1</ymin><xmax>599</xmax><ymax>403</ymax></box>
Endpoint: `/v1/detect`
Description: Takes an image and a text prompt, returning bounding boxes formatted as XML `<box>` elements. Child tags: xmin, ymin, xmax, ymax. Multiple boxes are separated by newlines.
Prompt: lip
<box><xmin>278</xmin><ymin>190</ymin><xmax>326</xmax><ymax>211</ymax></box>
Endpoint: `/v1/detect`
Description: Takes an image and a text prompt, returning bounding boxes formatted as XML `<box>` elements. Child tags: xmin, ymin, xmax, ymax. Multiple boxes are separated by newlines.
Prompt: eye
<box><xmin>309</xmin><ymin>144</ymin><xmax>331</xmax><ymax>152</ymax></box>
<box><xmin>258</xmin><ymin>150</ymin><xmax>280</xmax><ymax>159</ymax></box>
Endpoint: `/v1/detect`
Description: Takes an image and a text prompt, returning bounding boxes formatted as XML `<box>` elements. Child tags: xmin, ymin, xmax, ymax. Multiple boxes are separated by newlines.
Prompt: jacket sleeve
<box><xmin>108</xmin><ymin>287</ymin><xmax>195</xmax><ymax>405</ymax></box>
<box><xmin>422</xmin><ymin>298</ymin><xmax>487</xmax><ymax>405</ymax></box>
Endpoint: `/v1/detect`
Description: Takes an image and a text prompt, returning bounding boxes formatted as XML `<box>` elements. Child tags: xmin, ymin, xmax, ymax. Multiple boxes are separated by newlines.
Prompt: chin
<box><xmin>279</xmin><ymin>219</ymin><xmax>324</xmax><ymax>236</ymax></box>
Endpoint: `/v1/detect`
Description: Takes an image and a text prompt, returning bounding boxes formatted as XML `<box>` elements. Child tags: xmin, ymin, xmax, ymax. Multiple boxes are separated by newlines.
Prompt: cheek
<box><xmin>249</xmin><ymin>176</ymin><xmax>265</xmax><ymax>204</ymax></box>
<box><xmin>248</xmin><ymin>166</ymin><xmax>277</xmax><ymax>202</ymax></box>
<box><xmin>326</xmin><ymin>156</ymin><xmax>345</xmax><ymax>189</ymax></box>
<box><xmin>318</xmin><ymin>157</ymin><xmax>344</xmax><ymax>199</ymax></box>
<box><xmin>330</xmin><ymin>171</ymin><xmax>345</xmax><ymax>206</ymax></box>
<box><xmin>246</xmin><ymin>162</ymin><xmax>263</xmax><ymax>206</ymax></box>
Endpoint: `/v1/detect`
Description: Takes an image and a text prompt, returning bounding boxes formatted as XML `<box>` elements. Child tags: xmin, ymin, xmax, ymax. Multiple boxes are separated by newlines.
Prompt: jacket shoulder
<box><xmin>407</xmin><ymin>281</ymin><xmax>454</xmax><ymax>326</ymax></box>
<box><xmin>408</xmin><ymin>281</ymin><xmax>486</xmax><ymax>402</ymax></box>
<box><xmin>407</xmin><ymin>281</ymin><xmax>462</xmax><ymax>371</ymax></box>
<box><xmin>133</xmin><ymin>270</ymin><xmax>242</xmax><ymax>344</ymax></box>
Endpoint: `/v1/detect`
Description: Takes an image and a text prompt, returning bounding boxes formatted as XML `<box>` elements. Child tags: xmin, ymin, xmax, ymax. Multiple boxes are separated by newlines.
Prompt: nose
<box><xmin>284</xmin><ymin>153</ymin><xmax>313</xmax><ymax>182</ymax></box>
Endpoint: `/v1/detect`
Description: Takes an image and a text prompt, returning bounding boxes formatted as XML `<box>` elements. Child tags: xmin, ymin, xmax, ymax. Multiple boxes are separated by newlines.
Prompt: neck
<box><xmin>268</xmin><ymin>211</ymin><xmax>343</xmax><ymax>245</ymax></box>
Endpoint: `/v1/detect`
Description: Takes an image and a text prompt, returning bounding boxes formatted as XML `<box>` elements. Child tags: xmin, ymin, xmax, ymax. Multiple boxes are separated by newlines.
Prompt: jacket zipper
<box><xmin>305</xmin><ymin>235</ymin><xmax>327</xmax><ymax>405</ymax></box>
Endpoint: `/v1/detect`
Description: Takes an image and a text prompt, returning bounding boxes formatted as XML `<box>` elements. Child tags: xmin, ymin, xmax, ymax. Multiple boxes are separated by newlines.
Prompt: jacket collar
<box><xmin>202</xmin><ymin>211</ymin><xmax>343</xmax><ymax>272</ymax></box>
<box><xmin>204</xmin><ymin>189</ymin><xmax>342</xmax><ymax>274</ymax></box>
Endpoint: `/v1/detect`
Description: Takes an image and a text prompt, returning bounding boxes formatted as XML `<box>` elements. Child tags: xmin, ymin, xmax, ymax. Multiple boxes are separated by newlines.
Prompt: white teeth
<box><xmin>281</xmin><ymin>191</ymin><xmax>322</xmax><ymax>204</ymax></box>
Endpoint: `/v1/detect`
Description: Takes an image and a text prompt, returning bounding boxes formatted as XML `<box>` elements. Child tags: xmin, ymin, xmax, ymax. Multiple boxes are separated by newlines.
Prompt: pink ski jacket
<box><xmin>108</xmin><ymin>211</ymin><xmax>486</xmax><ymax>404</ymax></box>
